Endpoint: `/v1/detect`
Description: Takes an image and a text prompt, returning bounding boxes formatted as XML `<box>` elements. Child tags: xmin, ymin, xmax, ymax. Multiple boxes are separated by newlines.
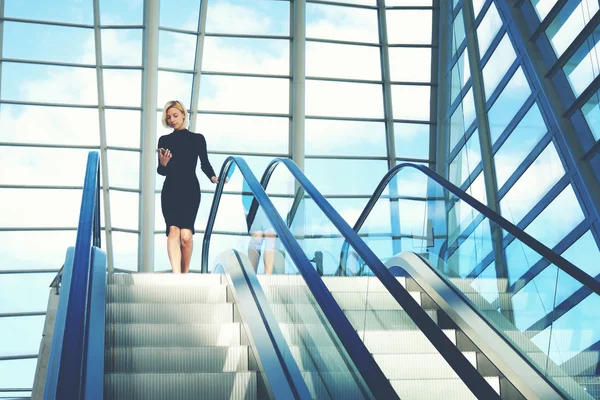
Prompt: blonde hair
<box><xmin>161</xmin><ymin>100</ymin><xmax>188</xmax><ymax>128</ymax></box>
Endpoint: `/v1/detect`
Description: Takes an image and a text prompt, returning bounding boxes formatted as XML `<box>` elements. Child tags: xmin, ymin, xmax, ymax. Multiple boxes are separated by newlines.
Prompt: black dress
<box><xmin>157</xmin><ymin>129</ymin><xmax>216</xmax><ymax>236</ymax></box>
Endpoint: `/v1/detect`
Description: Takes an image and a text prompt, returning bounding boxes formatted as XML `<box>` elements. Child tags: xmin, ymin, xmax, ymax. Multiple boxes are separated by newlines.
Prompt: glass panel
<box><xmin>205</xmin><ymin>0</ymin><xmax>289</xmax><ymax>36</ymax></box>
<box><xmin>391</xmin><ymin>85</ymin><xmax>431</xmax><ymax>121</ymax></box>
<box><xmin>505</xmin><ymin>184</ymin><xmax>585</xmax><ymax>284</ymax></box>
<box><xmin>3</xmin><ymin>22</ymin><xmax>94</xmax><ymax>64</ymax></box>
<box><xmin>452</xmin><ymin>10</ymin><xmax>466</xmax><ymax>57</ymax></box>
<box><xmin>0</xmin><ymin>146</ymin><xmax>89</xmax><ymax>186</ymax></box>
<box><xmin>0</xmin><ymin>189</ymin><xmax>81</xmax><ymax>228</ymax></box>
<box><xmin>477</xmin><ymin>2</ymin><xmax>502</xmax><ymax>58</ymax></box>
<box><xmin>449</xmin><ymin>131</ymin><xmax>481</xmax><ymax>188</ymax></box>
<box><xmin>0</xmin><ymin>231</ymin><xmax>77</xmax><ymax>271</ymax></box>
<box><xmin>494</xmin><ymin>103</ymin><xmax>548</xmax><ymax>189</ymax></box>
<box><xmin>581</xmin><ymin>88</ymin><xmax>600</xmax><ymax>140</ymax></box>
<box><xmin>389</xmin><ymin>47</ymin><xmax>432</xmax><ymax>83</ymax></box>
<box><xmin>351</xmin><ymin>164</ymin><xmax>597</xmax><ymax>398</ymax></box>
<box><xmin>203</xmin><ymin>37</ymin><xmax>289</xmax><ymax>75</ymax></box>
<box><xmin>110</xmin><ymin>191</ymin><xmax>139</xmax><ymax>231</ymax></box>
<box><xmin>101</xmin><ymin>29</ymin><xmax>143</xmax><ymax>66</ymax></box>
<box><xmin>112</xmin><ymin>232</ymin><xmax>138</xmax><ymax>271</ymax></box>
<box><xmin>0</xmin><ymin>104</ymin><xmax>100</xmax><ymax>146</ymax></box>
<box><xmin>533</xmin><ymin>0</ymin><xmax>560</xmax><ymax>21</ymax></box>
<box><xmin>105</xmin><ymin>109</ymin><xmax>142</xmax><ymax>149</ymax></box>
<box><xmin>305</xmin><ymin>159</ymin><xmax>388</xmax><ymax>196</ymax></box>
<box><xmin>0</xmin><ymin>273</ymin><xmax>56</xmax><ymax>313</ymax></box>
<box><xmin>0</xmin><ymin>359</ymin><xmax>37</xmax><ymax>391</ymax></box>
<box><xmin>306</xmin><ymin>80</ymin><xmax>383</xmax><ymax>119</ymax></box>
<box><xmin>5</xmin><ymin>0</ymin><xmax>93</xmax><ymax>24</ymax></box>
<box><xmin>472</xmin><ymin>0</ymin><xmax>485</xmax><ymax>20</ymax></box>
<box><xmin>107</xmin><ymin>149</ymin><xmax>140</xmax><ymax>189</ymax></box>
<box><xmin>499</xmin><ymin>142</ymin><xmax>564</xmax><ymax>225</ymax></box>
<box><xmin>307</xmin><ymin>42</ymin><xmax>382</xmax><ymax>80</ymax></box>
<box><xmin>394</xmin><ymin>123</ymin><xmax>430</xmax><ymax>160</ymax></box>
<box><xmin>197</xmin><ymin>114</ymin><xmax>289</xmax><ymax>154</ymax></box>
<box><xmin>547</xmin><ymin>0</ymin><xmax>599</xmax><ymax>58</ymax></box>
<box><xmin>100</xmin><ymin>0</ymin><xmax>143</xmax><ymax>25</ymax></box>
<box><xmin>449</xmin><ymin>88</ymin><xmax>476</xmax><ymax>152</ymax></box>
<box><xmin>386</xmin><ymin>9</ymin><xmax>433</xmax><ymax>45</ymax></box>
<box><xmin>158</xmin><ymin>30</ymin><xmax>197</xmax><ymax>70</ymax></box>
<box><xmin>306</xmin><ymin>3</ymin><xmax>379</xmax><ymax>43</ymax></box>
<box><xmin>450</xmin><ymin>49</ymin><xmax>471</xmax><ymax>103</ymax></box>
<box><xmin>487</xmin><ymin>67</ymin><xmax>531</xmax><ymax>144</ymax></box>
<box><xmin>103</xmin><ymin>69</ymin><xmax>142</xmax><ymax>107</ymax></box>
<box><xmin>306</xmin><ymin>119</ymin><xmax>387</xmax><ymax>157</ymax></box>
<box><xmin>198</xmin><ymin>76</ymin><xmax>289</xmax><ymax>114</ymax></box>
<box><xmin>482</xmin><ymin>34</ymin><xmax>517</xmax><ymax>100</ymax></box>
<box><xmin>1</xmin><ymin>63</ymin><xmax>98</xmax><ymax>105</ymax></box>
<box><xmin>0</xmin><ymin>316</ymin><xmax>45</xmax><ymax>356</ymax></box>
<box><xmin>160</xmin><ymin>0</ymin><xmax>201</xmax><ymax>29</ymax></box>
<box><xmin>206</xmin><ymin>163</ymin><xmax>379</xmax><ymax>397</ymax></box>
<box><xmin>564</xmin><ymin>29</ymin><xmax>600</xmax><ymax>97</ymax></box>
<box><xmin>157</xmin><ymin>71</ymin><xmax>193</xmax><ymax>110</ymax></box>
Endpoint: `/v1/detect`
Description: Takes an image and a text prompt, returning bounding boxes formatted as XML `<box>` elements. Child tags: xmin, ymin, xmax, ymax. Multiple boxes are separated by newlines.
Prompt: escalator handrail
<box><xmin>255</xmin><ymin>158</ymin><xmax>501</xmax><ymax>400</ymax></box>
<box><xmin>44</xmin><ymin>151</ymin><xmax>105</xmax><ymax>400</ymax></box>
<box><xmin>201</xmin><ymin>156</ymin><xmax>397</xmax><ymax>400</ymax></box>
<box><xmin>340</xmin><ymin>162</ymin><xmax>600</xmax><ymax>296</ymax></box>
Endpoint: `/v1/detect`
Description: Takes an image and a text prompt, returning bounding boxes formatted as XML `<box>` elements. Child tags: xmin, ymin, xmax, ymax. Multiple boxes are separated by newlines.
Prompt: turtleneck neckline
<box><xmin>173</xmin><ymin>128</ymin><xmax>188</xmax><ymax>133</ymax></box>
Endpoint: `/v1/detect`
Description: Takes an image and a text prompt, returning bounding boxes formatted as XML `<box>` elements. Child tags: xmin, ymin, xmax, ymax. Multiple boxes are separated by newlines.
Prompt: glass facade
<box><xmin>1</xmin><ymin>0</ymin><xmax>599</xmax><ymax>396</ymax></box>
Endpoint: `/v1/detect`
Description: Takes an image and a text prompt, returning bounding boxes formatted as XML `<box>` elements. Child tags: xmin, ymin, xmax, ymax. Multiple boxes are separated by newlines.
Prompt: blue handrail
<box><xmin>339</xmin><ymin>162</ymin><xmax>600</xmax><ymax>296</ymax></box>
<box><xmin>202</xmin><ymin>156</ymin><xmax>398</xmax><ymax>399</ymax></box>
<box><xmin>44</xmin><ymin>152</ymin><xmax>105</xmax><ymax>400</ymax></box>
<box><xmin>256</xmin><ymin>158</ymin><xmax>501</xmax><ymax>400</ymax></box>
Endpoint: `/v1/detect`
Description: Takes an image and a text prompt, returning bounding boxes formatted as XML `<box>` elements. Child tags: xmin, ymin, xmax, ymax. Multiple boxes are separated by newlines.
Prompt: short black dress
<box><xmin>157</xmin><ymin>129</ymin><xmax>216</xmax><ymax>236</ymax></box>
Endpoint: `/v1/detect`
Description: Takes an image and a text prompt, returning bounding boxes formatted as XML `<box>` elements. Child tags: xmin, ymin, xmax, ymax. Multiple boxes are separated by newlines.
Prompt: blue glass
<box><xmin>532</xmin><ymin>0</ymin><xmax>560</xmax><ymax>21</ymax></box>
<box><xmin>107</xmin><ymin>150</ymin><xmax>140</xmax><ymax>190</ymax></box>
<box><xmin>493</xmin><ymin>103</ymin><xmax>548</xmax><ymax>189</ymax></box>
<box><xmin>450</xmin><ymin>49</ymin><xmax>471</xmax><ymax>103</ymax></box>
<box><xmin>0</xmin><ymin>231</ymin><xmax>77</xmax><ymax>271</ymax></box>
<box><xmin>547</xmin><ymin>0</ymin><xmax>599</xmax><ymax>58</ymax></box>
<box><xmin>561</xmin><ymin>230</ymin><xmax>600</xmax><ymax>279</ymax></box>
<box><xmin>206</xmin><ymin>0</ymin><xmax>289</xmax><ymax>36</ymax></box>
<box><xmin>581</xmin><ymin>89</ymin><xmax>600</xmax><ymax>141</ymax></box>
<box><xmin>477</xmin><ymin>2</ymin><xmax>502</xmax><ymax>58</ymax></box>
<box><xmin>5</xmin><ymin>0</ymin><xmax>93</xmax><ymax>24</ymax></box>
<box><xmin>499</xmin><ymin>142</ymin><xmax>564</xmax><ymax>226</ymax></box>
<box><xmin>306</xmin><ymin>120</ymin><xmax>387</xmax><ymax>157</ymax></box>
<box><xmin>158</xmin><ymin>31</ymin><xmax>197</xmax><ymax>70</ymax></box>
<box><xmin>0</xmin><ymin>316</ymin><xmax>45</xmax><ymax>356</ymax></box>
<box><xmin>482</xmin><ymin>34</ymin><xmax>517</xmax><ymax>100</ymax></box>
<box><xmin>204</xmin><ymin>37</ymin><xmax>289</xmax><ymax>75</ymax></box>
<box><xmin>0</xmin><ymin>273</ymin><xmax>56</xmax><ymax>313</ymax></box>
<box><xmin>100</xmin><ymin>0</ymin><xmax>143</xmax><ymax>25</ymax></box>
<box><xmin>308</xmin><ymin>42</ymin><xmax>382</xmax><ymax>80</ymax></box>
<box><xmin>449</xmin><ymin>130</ymin><xmax>481</xmax><ymax>188</ymax></box>
<box><xmin>307</xmin><ymin>80</ymin><xmax>383</xmax><ymax>119</ymax></box>
<box><xmin>307</xmin><ymin>3</ymin><xmax>378</xmax><ymax>43</ymax></box>
<box><xmin>452</xmin><ymin>10</ymin><xmax>465</xmax><ymax>57</ymax></box>
<box><xmin>157</xmin><ymin>71</ymin><xmax>194</xmax><ymax>111</ymax></box>
<box><xmin>102</xmin><ymin>29</ymin><xmax>143</xmax><ymax>66</ymax></box>
<box><xmin>563</xmin><ymin>27</ymin><xmax>600</xmax><ymax>97</ymax></box>
<box><xmin>487</xmin><ymin>67</ymin><xmax>531</xmax><ymax>144</ymax></box>
<box><xmin>305</xmin><ymin>159</ymin><xmax>389</xmax><ymax>196</ymax></box>
<box><xmin>449</xmin><ymin>88</ymin><xmax>475</xmax><ymax>152</ymax></box>
<box><xmin>394</xmin><ymin>123</ymin><xmax>431</xmax><ymax>160</ymax></box>
<box><xmin>160</xmin><ymin>0</ymin><xmax>200</xmax><ymax>29</ymax></box>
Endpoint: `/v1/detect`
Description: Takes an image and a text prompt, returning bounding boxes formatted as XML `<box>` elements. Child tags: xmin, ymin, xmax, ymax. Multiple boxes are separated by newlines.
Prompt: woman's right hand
<box><xmin>159</xmin><ymin>148</ymin><xmax>172</xmax><ymax>166</ymax></box>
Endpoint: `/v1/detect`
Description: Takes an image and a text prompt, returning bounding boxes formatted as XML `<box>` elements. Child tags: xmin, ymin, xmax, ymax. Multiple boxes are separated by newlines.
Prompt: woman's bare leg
<box><xmin>180</xmin><ymin>229</ymin><xmax>193</xmax><ymax>273</ymax></box>
<box><xmin>167</xmin><ymin>226</ymin><xmax>182</xmax><ymax>274</ymax></box>
<box><xmin>263</xmin><ymin>228</ymin><xmax>277</xmax><ymax>275</ymax></box>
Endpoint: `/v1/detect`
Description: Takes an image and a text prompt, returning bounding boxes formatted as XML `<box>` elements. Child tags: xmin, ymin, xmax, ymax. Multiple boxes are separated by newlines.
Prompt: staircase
<box><xmin>258</xmin><ymin>274</ymin><xmax>505</xmax><ymax>400</ymax></box>
<box><xmin>104</xmin><ymin>273</ymin><xmax>257</xmax><ymax>400</ymax></box>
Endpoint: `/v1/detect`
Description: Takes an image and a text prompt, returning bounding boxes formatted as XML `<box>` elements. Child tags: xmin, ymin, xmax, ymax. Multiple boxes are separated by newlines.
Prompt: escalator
<box><xmin>41</xmin><ymin>152</ymin><xmax>599</xmax><ymax>399</ymax></box>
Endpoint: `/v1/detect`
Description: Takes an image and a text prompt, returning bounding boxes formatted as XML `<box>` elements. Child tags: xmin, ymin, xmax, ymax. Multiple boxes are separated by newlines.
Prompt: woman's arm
<box><xmin>157</xmin><ymin>137</ymin><xmax>170</xmax><ymax>176</ymax></box>
<box><xmin>198</xmin><ymin>134</ymin><xmax>217</xmax><ymax>182</ymax></box>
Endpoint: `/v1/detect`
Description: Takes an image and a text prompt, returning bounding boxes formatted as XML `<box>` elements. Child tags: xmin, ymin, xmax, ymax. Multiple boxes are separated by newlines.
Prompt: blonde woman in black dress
<box><xmin>157</xmin><ymin>100</ymin><xmax>218</xmax><ymax>273</ymax></box>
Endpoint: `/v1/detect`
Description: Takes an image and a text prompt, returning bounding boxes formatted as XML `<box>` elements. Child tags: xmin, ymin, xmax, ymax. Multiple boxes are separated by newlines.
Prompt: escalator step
<box><xmin>106</xmin><ymin>323</ymin><xmax>242</xmax><ymax>347</ymax></box>
<box><xmin>107</xmin><ymin>284</ymin><xmax>227</xmax><ymax>303</ymax></box>
<box><xmin>105</xmin><ymin>303</ymin><xmax>233</xmax><ymax>324</ymax></box>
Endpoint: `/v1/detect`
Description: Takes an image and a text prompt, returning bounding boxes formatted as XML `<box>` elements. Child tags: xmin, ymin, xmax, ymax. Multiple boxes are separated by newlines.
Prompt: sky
<box><xmin>1</xmin><ymin>0</ymin><xmax>600</xmax><ymax>397</ymax></box>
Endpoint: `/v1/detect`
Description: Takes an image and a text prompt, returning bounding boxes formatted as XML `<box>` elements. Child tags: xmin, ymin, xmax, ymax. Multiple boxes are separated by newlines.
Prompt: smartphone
<box><xmin>158</xmin><ymin>148</ymin><xmax>166</xmax><ymax>155</ymax></box>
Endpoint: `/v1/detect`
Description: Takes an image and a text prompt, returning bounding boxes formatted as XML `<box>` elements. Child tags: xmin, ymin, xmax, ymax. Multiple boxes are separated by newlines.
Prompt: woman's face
<box><xmin>166</xmin><ymin>107</ymin><xmax>185</xmax><ymax>130</ymax></box>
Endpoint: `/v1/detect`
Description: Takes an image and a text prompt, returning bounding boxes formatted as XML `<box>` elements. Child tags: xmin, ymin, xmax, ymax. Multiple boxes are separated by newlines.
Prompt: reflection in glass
<box><xmin>494</xmin><ymin>103</ymin><xmax>547</xmax><ymax>189</ymax></box>
<box><xmin>532</xmin><ymin>0</ymin><xmax>560</xmax><ymax>21</ymax></box>
<box><xmin>487</xmin><ymin>67</ymin><xmax>531</xmax><ymax>144</ymax></box>
<box><xmin>482</xmin><ymin>34</ymin><xmax>517</xmax><ymax>100</ymax></box>
<box><xmin>449</xmin><ymin>131</ymin><xmax>481</xmax><ymax>188</ymax></box>
<box><xmin>452</xmin><ymin>10</ymin><xmax>465</xmax><ymax>57</ymax></box>
<box><xmin>499</xmin><ymin>142</ymin><xmax>564</xmax><ymax>226</ymax></box>
<box><xmin>547</xmin><ymin>0</ymin><xmax>599</xmax><ymax>58</ymax></box>
<box><xmin>450</xmin><ymin>49</ymin><xmax>471</xmax><ymax>103</ymax></box>
<box><xmin>564</xmin><ymin>32</ymin><xmax>600</xmax><ymax>97</ymax></box>
<box><xmin>305</xmin><ymin>158</ymin><xmax>388</xmax><ymax>196</ymax></box>
<box><xmin>449</xmin><ymin>89</ymin><xmax>476</xmax><ymax>153</ymax></box>
<box><xmin>477</xmin><ymin>3</ymin><xmax>502</xmax><ymax>58</ymax></box>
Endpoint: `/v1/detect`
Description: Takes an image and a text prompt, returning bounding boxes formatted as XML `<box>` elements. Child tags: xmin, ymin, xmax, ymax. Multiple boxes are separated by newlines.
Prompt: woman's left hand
<box><xmin>211</xmin><ymin>176</ymin><xmax>219</xmax><ymax>184</ymax></box>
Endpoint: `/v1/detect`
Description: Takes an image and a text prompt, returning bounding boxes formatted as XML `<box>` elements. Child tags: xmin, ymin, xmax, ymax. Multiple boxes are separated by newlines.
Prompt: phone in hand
<box><xmin>158</xmin><ymin>148</ymin><xmax>166</xmax><ymax>155</ymax></box>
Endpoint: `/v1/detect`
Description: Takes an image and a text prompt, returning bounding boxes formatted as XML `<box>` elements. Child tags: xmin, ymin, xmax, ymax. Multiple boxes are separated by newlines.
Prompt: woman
<box><xmin>157</xmin><ymin>100</ymin><xmax>218</xmax><ymax>273</ymax></box>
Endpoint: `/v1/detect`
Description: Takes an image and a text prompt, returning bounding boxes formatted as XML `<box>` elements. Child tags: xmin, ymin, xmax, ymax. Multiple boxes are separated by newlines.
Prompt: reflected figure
<box><xmin>243</xmin><ymin>181</ymin><xmax>277</xmax><ymax>274</ymax></box>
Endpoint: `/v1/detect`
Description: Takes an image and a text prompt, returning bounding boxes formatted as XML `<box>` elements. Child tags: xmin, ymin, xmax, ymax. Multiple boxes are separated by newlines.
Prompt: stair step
<box><xmin>104</xmin><ymin>372</ymin><xmax>256</xmax><ymax>400</ymax></box>
<box><xmin>390</xmin><ymin>376</ymin><xmax>500</xmax><ymax>399</ymax></box>
<box><xmin>360</xmin><ymin>329</ymin><xmax>457</xmax><ymax>354</ymax></box>
<box><xmin>107</xmin><ymin>285</ymin><xmax>227</xmax><ymax>303</ymax></box>
<box><xmin>108</xmin><ymin>273</ymin><xmax>224</xmax><ymax>286</ymax></box>
<box><xmin>106</xmin><ymin>303</ymin><xmax>233</xmax><ymax>324</ymax></box>
<box><xmin>106</xmin><ymin>323</ymin><xmax>242</xmax><ymax>347</ymax></box>
<box><xmin>345</xmin><ymin>309</ymin><xmax>438</xmax><ymax>330</ymax></box>
<box><xmin>374</xmin><ymin>352</ymin><xmax>478</xmax><ymax>380</ymax></box>
<box><xmin>262</xmin><ymin>285</ymin><xmax>419</xmax><ymax>309</ymax></box>
<box><xmin>257</xmin><ymin>274</ymin><xmax>406</xmax><ymax>292</ymax></box>
<box><xmin>106</xmin><ymin>347</ymin><xmax>249</xmax><ymax>373</ymax></box>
